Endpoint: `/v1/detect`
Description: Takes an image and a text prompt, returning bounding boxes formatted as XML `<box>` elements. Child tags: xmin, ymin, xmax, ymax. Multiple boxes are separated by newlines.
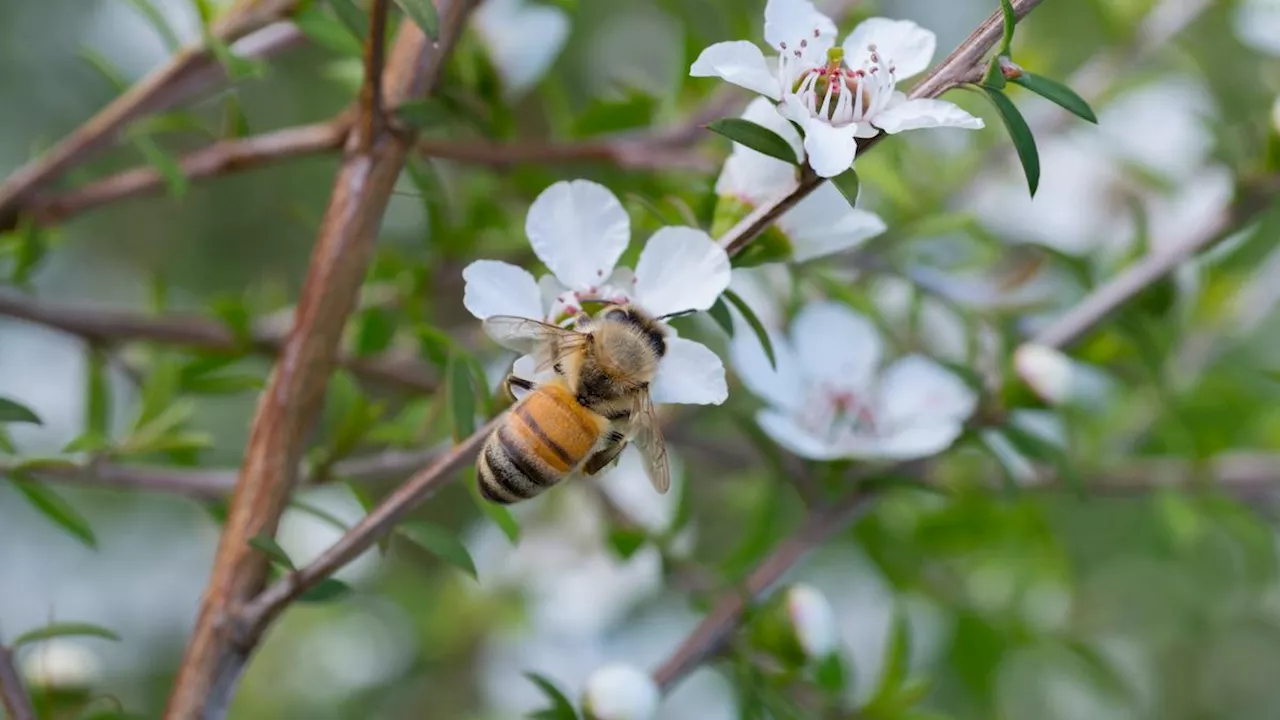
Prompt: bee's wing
<box><xmin>483</xmin><ymin>316</ymin><xmax>588</xmax><ymax>372</ymax></box>
<box><xmin>629</xmin><ymin>390</ymin><xmax>670</xmax><ymax>494</ymax></box>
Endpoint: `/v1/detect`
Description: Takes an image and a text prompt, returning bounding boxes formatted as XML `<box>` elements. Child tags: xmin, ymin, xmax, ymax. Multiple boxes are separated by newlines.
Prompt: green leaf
<box><xmin>829</xmin><ymin>167</ymin><xmax>861</xmax><ymax>209</ymax></box>
<box><xmin>573</xmin><ymin>92</ymin><xmax>657</xmax><ymax>136</ymax></box>
<box><xmin>707</xmin><ymin>296</ymin><xmax>735</xmax><ymax>337</ymax></box>
<box><xmin>999</xmin><ymin>0</ymin><xmax>1016</xmax><ymax>55</ymax></box>
<box><xmin>85</xmin><ymin>348</ymin><xmax>111</xmax><ymax>437</ymax></box>
<box><xmin>416</xmin><ymin>324</ymin><xmax>454</xmax><ymax>369</ymax></box>
<box><xmin>210</xmin><ymin>295</ymin><xmax>253</xmax><ymax>346</ymax></box>
<box><xmin>1002</xmin><ymin>423</ymin><xmax>1083</xmax><ymax>496</ymax></box>
<box><xmin>11</xmin><ymin>622</ymin><xmax>120</xmax><ymax>649</ymax></box>
<box><xmin>123</xmin><ymin>0</ymin><xmax>182</xmax><ymax>52</ymax></box>
<box><xmin>722</xmin><ymin>289</ymin><xmax>776</xmax><ymax>369</ymax></box>
<box><xmin>10</xmin><ymin>475</ymin><xmax>96</xmax><ymax>548</ymax></box>
<box><xmin>298</xmin><ymin>577</ymin><xmax>353</xmax><ymax>603</ymax></box>
<box><xmin>398</xmin><ymin>521</ymin><xmax>478</xmax><ymax>579</ymax></box>
<box><xmin>867</xmin><ymin>605</ymin><xmax>912</xmax><ymax>710</ymax></box>
<box><xmin>222</xmin><ymin>95</ymin><xmax>252</xmax><ymax>138</ymax></box>
<box><xmin>63</xmin><ymin>432</ymin><xmax>110</xmax><ymax>454</ymax></box>
<box><xmin>397</xmin><ymin>99</ymin><xmax>453</xmax><ymax>130</ymax></box>
<box><xmin>133</xmin><ymin>134</ymin><xmax>188</xmax><ymax>199</ymax></box>
<box><xmin>249</xmin><ymin>533</ymin><xmax>296</xmax><ymax>571</ymax></box>
<box><xmin>293</xmin><ymin>5</ymin><xmax>364</xmax><ymax>56</ymax></box>
<box><xmin>327</xmin><ymin>0</ymin><xmax>368</xmax><ymax>40</ymax></box>
<box><xmin>981</xmin><ymin>87</ymin><xmax>1039</xmax><ymax>196</ymax></box>
<box><xmin>814</xmin><ymin>651</ymin><xmax>849</xmax><ymax>697</ymax></box>
<box><xmin>289</xmin><ymin>499</ymin><xmax>351</xmax><ymax>532</ymax></box>
<box><xmin>524</xmin><ymin>673</ymin><xmax>579</xmax><ymax>720</ymax></box>
<box><xmin>606</xmin><ymin>526</ymin><xmax>648</xmax><ymax>560</ymax></box>
<box><xmin>706</xmin><ymin>118</ymin><xmax>799</xmax><ymax>165</ymax></box>
<box><xmin>78</xmin><ymin>48</ymin><xmax>129</xmax><ymax>92</ymax></box>
<box><xmin>393</xmin><ymin>0</ymin><xmax>439</xmax><ymax>41</ymax></box>
<box><xmin>448</xmin><ymin>352</ymin><xmax>477</xmax><ymax>440</ymax></box>
<box><xmin>0</xmin><ymin>396</ymin><xmax>42</xmax><ymax>425</ymax></box>
<box><xmin>355</xmin><ymin>307</ymin><xmax>397</xmax><ymax>356</ymax></box>
<box><xmin>0</xmin><ymin>428</ymin><xmax>14</xmax><ymax>455</ymax></box>
<box><xmin>1011</xmin><ymin>72</ymin><xmax>1098</xmax><ymax>123</ymax></box>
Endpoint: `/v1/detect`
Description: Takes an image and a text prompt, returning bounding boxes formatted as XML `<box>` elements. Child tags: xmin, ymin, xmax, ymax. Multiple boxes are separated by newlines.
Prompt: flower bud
<box><xmin>751</xmin><ymin>583</ymin><xmax>839</xmax><ymax>668</ymax></box>
<box><xmin>1013</xmin><ymin>344</ymin><xmax>1075</xmax><ymax>405</ymax></box>
<box><xmin>582</xmin><ymin>664</ymin><xmax>659</xmax><ymax>720</ymax></box>
<box><xmin>20</xmin><ymin>640</ymin><xmax>102</xmax><ymax>692</ymax></box>
<box><xmin>998</xmin><ymin>56</ymin><xmax>1024</xmax><ymax>80</ymax></box>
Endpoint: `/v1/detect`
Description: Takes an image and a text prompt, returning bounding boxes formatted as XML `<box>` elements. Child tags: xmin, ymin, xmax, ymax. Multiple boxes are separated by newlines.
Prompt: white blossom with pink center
<box><xmin>690</xmin><ymin>0</ymin><xmax>984</xmax><ymax>177</ymax></box>
<box><xmin>730</xmin><ymin>301</ymin><xmax>977</xmax><ymax>460</ymax></box>
<box><xmin>461</xmin><ymin>180</ymin><xmax>730</xmax><ymax>406</ymax></box>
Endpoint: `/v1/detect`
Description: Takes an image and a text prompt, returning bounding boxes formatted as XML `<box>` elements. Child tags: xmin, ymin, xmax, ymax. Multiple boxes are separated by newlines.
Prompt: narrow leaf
<box><xmin>355</xmin><ymin>307</ymin><xmax>397</xmax><ymax>356</ymax></box>
<box><xmin>707</xmin><ymin>297</ymin><xmax>735</xmax><ymax>337</ymax></box>
<box><xmin>829</xmin><ymin>167</ymin><xmax>861</xmax><ymax>208</ymax></box>
<box><xmin>398</xmin><ymin>521</ymin><xmax>478</xmax><ymax>579</ymax></box>
<box><xmin>871</xmin><ymin>605</ymin><xmax>912</xmax><ymax>704</ymax></box>
<box><xmin>78</xmin><ymin>48</ymin><xmax>129</xmax><ymax>92</ymax></box>
<box><xmin>706</xmin><ymin>118</ymin><xmax>798</xmax><ymax>165</ymax></box>
<box><xmin>298</xmin><ymin>577</ymin><xmax>353</xmax><ymax>603</ymax></box>
<box><xmin>292</xmin><ymin>5</ymin><xmax>364</xmax><ymax>56</ymax></box>
<box><xmin>393</xmin><ymin>0</ymin><xmax>439</xmax><ymax>41</ymax></box>
<box><xmin>249</xmin><ymin>533</ymin><xmax>296</xmax><ymax>570</ymax></box>
<box><xmin>10</xmin><ymin>475</ymin><xmax>96</xmax><ymax>548</ymax></box>
<box><xmin>63</xmin><ymin>432</ymin><xmax>110</xmax><ymax>454</ymax></box>
<box><xmin>999</xmin><ymin>0</ymin><xmax>1016</xmax><ymax>55</ymax></box>
<box><xmin>448</xmin><ymin>353</ymin><xmax>477</xmax><ymax>440</ymax></box>
<box><xmin>396</xmin><ymin>99</ymin><xmax>453</xmax><ymax>130</ymax></box>
<box><xmin>85</xmin><ymin>347</ymin><xmax>111</xmax><ymax>437</ymax></box>
<box><xmin>525</xmin><ymin>673</ymin><xmax>579</xmax><ymax>720</ymax></box>
<box><xmin>722</xmin><ymin>289</ymin><xmax>776</xmax><ymax>369</ymax></box>
<box><xmin>327</xmin><ymin>0</ymin><xmax>368</xmax><ymax>40</ymax></box>
<box><xmin>1012</xmin><ymin>72</ymin><xmax>1098</xmax><ymax>123</ymax></box>
<box><xmin>12</xmin><ymin>622</ymin><xmax>120</xmax><ymax>649</ymax></box>
<box><xmin>606</xmin><ymin>527</ymin><xmax>648</xmax><ymax>560</ymax></box>
<box><xmin>981</xmin><ymin>87</ymin><xmax>1039</xmax><ymax>196</ymax></box>
<box><xmin>0</xmin><ymin>396</ymin><xmax>42</xmax><ymax>425</ymax></box>
<box><xmin>123</xmin><ymin>0</ymin><xmax>182</xmax><ymax>52</ymax></box>
<box><xmin>133</xmin><ymin>134</ymin><xmax>188</xmax><ymax>198</ymax></box>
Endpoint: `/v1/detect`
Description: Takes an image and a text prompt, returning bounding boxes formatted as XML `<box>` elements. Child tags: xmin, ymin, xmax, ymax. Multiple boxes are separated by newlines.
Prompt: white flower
<box><xmin>21</xmin><ymin>639</ymin><xmax>102</xmax><ymax>690</ymax></box>
<box><xmin>786</xmin><ymin>584</ymin><xmax>838</xmax><ymax>659</ymax></box>
<box><xmin>462</xmin><ymin>180</ymin><xmax>731</xmax><ymax>406</ymax></box>
<box><xmin>1234</xmin><ymin>0</ymin><xmax>1280</xmax><ymax>56</ymax></box>
<box><xmin>582</xmin><ymin>664</ymin><xmax>660</xmax><ymax>720</ymax></box>
<box><xmin>473</xmin><ymin>0</ymin><xmax>570</xmax><ymax>97</ymax></box>
<box><xmin>716</xmin><ymin>97</ymin><xmax>887</xmax><ymax>261</ymax></box>
<box><xmin>1014</xmin><ymin>344</ymin><xmax>1076</xmax><ymax>405</ymax></box>
<box><xmin>730</xmin><ymin>301</ymin><xmax>977</xmax><ymax>460</ymax></box>
<box><xmin>690</xmin><ymin>0</ymin><xmax>983</xmax><ymax>177</ymax></box>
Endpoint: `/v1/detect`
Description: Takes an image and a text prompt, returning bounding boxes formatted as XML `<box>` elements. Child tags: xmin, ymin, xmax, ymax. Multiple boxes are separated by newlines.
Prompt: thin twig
<box><xmin>164</xmin><ymin>1</ymin><xmax>478</xmax><ymax>715</ymax></box>
<box><xmin>0</xmin><ymin>4</ymin><xmax>302</xmax><ymax>227</ymax></box>
<box><xmin>362</xmin><ymin>0</ymin><xmax>391</xmax><ymax>148</ymax></box>
<box><xmin>0</xmin><ymin>292</ymin><xmax>437</xmax><ymax>394</ymax></box>
<box><xmin>0</xmin><ymin>646</ymin><xmax>35</xmax><ymax>720</ymax></box>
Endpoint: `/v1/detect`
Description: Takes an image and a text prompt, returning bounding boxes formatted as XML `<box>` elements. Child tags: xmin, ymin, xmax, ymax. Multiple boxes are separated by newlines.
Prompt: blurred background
<box><xmin>3</xmin><ymin>0</ymin><xmax>1280</xmax><ymax>718</ymax></box>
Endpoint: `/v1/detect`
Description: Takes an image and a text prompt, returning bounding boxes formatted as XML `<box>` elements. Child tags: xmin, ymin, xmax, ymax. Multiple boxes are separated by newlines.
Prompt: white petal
<box><xmin>511</xmin><ymin>352</ymin><xmax>557</xmax><ymax>386</ymax></box>
<box><xmin>715</xmin><ymin>97</ymin><xmax>804</xmax><ymax>202</ymax></box>
<box><xmin>461</xmin><ymin>260</ymin><xmax>544</xmax><ymax>320</ymax></box>
<box><xmin>473</xmin><ymin>0</ymin><xmax>570</xmax><ymax>96</ymax></box>
<box><xmin>757</xmin><ymin>409</ymin><xmax>846</xmax><ymax>460</ymax></box>
<box><xmin>651</xmin><ymin>337</ymin><xmax>728</xmax><ymax>405</ymax></box>
<box><xmin>842</xmin><ymin>18</ymin><xmax>936</xmax><ymax>80</ymax></box>
<box><xmin>872</xmin><ymin>98</ymin><xmax>984</xmax><ymax>134</ymax></box>
<box><xmin>779</xmin><ymin>183</ymin><xmax>887</xmax><ymax>262</ymax></box>
<box><xmin>842</xmin><ymin>421</ymin><xmax>966</xmax><ymax>460</ymax></box>
<box><xmin>526</xmin><ymin>180</ymin><xmax>630</xmax><ymax>290</ymax></box>
<box><xmin>877</xmin><ymin>354</ymin><xmax>977</xmax><ymax>429</ymax></box>
<box><xmin>764</xmin><ymin>0</ymin><xmax>837</xmax><ymax>61</ymax></box>
<box><xmin>728</xmin><ymin>327</ymin><xmax>804</xmax><ymax>414</ymax></box>
<box><xmin>799</xmin><ymin>119</ymin><xmax>859</xmax><ymax>178</ymax></box>
<box><xmin>632</xmin><ymin>227</ymin><xmax>731</xmax><ymax>317</ymax></box>
<box><xmin>743</xmin><ymin>96</ymin><xmax>804</xmax><ymax>150</ymax></box>
<box><xmin>583</xmin><ymin>664</ymin><xmax>660</xmax><ymax>720</ymax></box>
<box><xmin>690</xmin><ymin>41</ymin><xmax>781</xmax><ymax>100</ymax></box>
<box><xmin>791</xmin><ymin>301</ymin><xmax>881</xmax><ymax>392</ymax></box>
<box><xmin>786</xmin><ymin>584</ymin><xmax>839</xmax><ymax>658</ymax></box>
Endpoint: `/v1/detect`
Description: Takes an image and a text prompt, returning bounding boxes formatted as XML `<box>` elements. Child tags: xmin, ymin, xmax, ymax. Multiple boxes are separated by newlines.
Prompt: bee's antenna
<box><xmin>658</xmin><ymin>308</ymin><xmax>698</xmax><ymax>321</ymax></box>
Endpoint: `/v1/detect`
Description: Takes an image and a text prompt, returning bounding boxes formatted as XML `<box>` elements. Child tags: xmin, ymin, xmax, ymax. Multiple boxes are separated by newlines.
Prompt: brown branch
<box><xmin>0</xmin><ymin>292</ymin><xmax>436</xmax><ymax>394</ymax></box>
<box><xmin>26</xmin><ymin>118</ymin><xmax>352</xmax><ymax>226</ymax></box>
<box><xmin>163</xmin><ymin>0</ymin><xmax>477</xmax><ymax>714</ymax></box>
<box><xmin>361</xmin><ymin>0</ymin><xmax>391</xmax><ymax>147</ymax></box>
<box><xmin>0</xmin><ymin>646</ymin><xmax>35</xmax><ymax>720</ymax></box>
<box><xmin>0</xmin><ymin>5</ymin><xmax>302</xmax><ymax>227</ymax></box>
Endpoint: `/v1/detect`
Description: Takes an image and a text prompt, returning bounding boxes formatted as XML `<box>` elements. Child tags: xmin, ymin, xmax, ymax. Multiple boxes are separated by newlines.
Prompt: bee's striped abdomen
<box><xmin>478</xmin><ymin>384</ymin><xmax>604</xmax><ymax>504</ymax></box>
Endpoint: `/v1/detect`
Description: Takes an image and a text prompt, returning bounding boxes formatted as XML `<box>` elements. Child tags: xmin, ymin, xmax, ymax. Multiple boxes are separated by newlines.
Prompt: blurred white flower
<box><xmin>726</xmin><ymin>266</ymin><xmax>794</xmax><ymax>333</ymax></box>
<box><xmin>690</xmin><ymin>1</ymin><xmax>982</xmax><ymax>177</ymax></box>
<box><xmin>20</xmin><ymin>639</ymin><xmax>102</xmax><ymax>690</ymax></box>
<box><xmin>716</xmin><ymin>97</ymin><xmax>887</xmax><ymax>261</ymax></box>
<box><xmin>730</xmin><ymin>301</ymin><xmax>977</xmax><ymax>460</ymax></box>
<box><xmin>473</xmin><ymin>0</ymin><xmax>570</xmax><ymax>97</ymax></box>
<box><xmin>786</xmin><ymin>583</ymin><xmax>838</xmax><ymax>659</ymax></box>
<box><xmin>1014</xmin><ymin>344</ymin><xmax>1075</xmax><ymax>405</ymax></box>
<box><xmin>582</xmin><ymin>663</ymin><xmax>660</xmax><ymax>720</ymax></box>
<box><xmin>461</xmin><ymin>179</ymin><xmax>731</xmax><ymax>406</ymax></box>
<box><xmin>1233</xmin><ymin>0</ymin><xmax>1280</xmax><ymax>56</ymax></box>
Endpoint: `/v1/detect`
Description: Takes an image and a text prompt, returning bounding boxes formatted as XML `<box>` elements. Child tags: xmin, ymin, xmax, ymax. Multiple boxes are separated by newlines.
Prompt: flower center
<box><xmin>799</xmin><ymin>382</ymin><xmax>878</xmax><ymax>444</ymax></box>
<box><xmin>788</xmin><ymin>43</ymin><xmax>897</xmax><ymax>127</ymax></box>
<box><xmin>550</xmin><ymin>285</ymin><xmax>632</xmax><ymax>326</ymax></box>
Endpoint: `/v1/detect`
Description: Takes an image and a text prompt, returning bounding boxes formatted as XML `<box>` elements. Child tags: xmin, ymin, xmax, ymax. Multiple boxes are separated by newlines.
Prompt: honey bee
<box><xmin>476</xmin><ymin>304</ymin><xmax>674</xmax><ymax>504</ymax></box>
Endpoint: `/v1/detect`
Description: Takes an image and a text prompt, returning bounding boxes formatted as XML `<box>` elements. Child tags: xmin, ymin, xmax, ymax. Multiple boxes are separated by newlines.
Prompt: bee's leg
<box><xmin>504</xmin><ymin>375</ymin><xmax>536</xmax><ymax>402</ymax></box>
<box><xmin>582</xmin><ymin>430</ymin><xmax>628</xmax><ymax>476</ymax></box>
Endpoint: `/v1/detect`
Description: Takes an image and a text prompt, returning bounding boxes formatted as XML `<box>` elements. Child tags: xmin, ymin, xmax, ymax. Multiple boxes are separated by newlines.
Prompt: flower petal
<box><xmin>461</xmin><ymin>260</ymin><xmax>544</xmax><ymax>320</ymax></box>
<box><xmin>511</xmin><ymin>352</ymin><xmax>558</xmax><ymax>386</ymax></box>
<box><xmin>473</xmin><ymin>0</ymin><xmax>570</xmax><ymax>97</ymax></box>
<box><xmin>798</xmin><ymin>118</ymin><xmax>859</xmax><ymax>178</ymax></box>
<box><xmin>877</xmin><ymin>354</ymin><xmax>977</xmax><ymax>428</ymax></box>
<box><xmin>841</xmin><ymin>18</ymin><xmax>936</xmax><ymax>80</ymax></box>
<box><xmin>791</xmin><ymin>301</ymin><xmax>882</xmax><ymax>392</ymax></box>
<box><xmin>841</xmin><ymin>421</ymin><xmax>966</xmax><ymax>460</ymax></box>
<box><xmin>690</xmin><ymin>41</ymin><xmax>781</xmax><ymax>100</ymax></box>
<box><xmin>779</xmin><ymin>183</ymin><xmax>887</xmax><ymax>262</ymax></box>
<box><xmin>715</xmin><ymin>97</ymin><xmax>803</xmax><ymax>203</ymax></box>
<box><xmin>729</xmin><ymin>327</ymin><xmax>804</xmax><ymax>414</ymax></box>
<box><xmin>757</xmin><ymin>409</ymin><xmax>846</xmax><ymax>460</ymax></box>
<box><xmin>633</xmin><ymin>227</ymin><xmax>731</xmax><ymax>317</ymax></box>
<box><xmin>526</xmin><ymin>180</ymin><xmax>631</xmax><ymax>290</ymax></box>
<box><xmin>872</xmin><ymin>97</ymin><xmax>984</xmax><ymax>134</ymax></box>
<box><xmin>651</xmin><ymin>337</ymin><xmax>728</xmax><ymax>405</ymax></box>
<box><xmin>764</xmin><ymin>0</ymin><xmax>837</xmax><ymax>62</ymax></box>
